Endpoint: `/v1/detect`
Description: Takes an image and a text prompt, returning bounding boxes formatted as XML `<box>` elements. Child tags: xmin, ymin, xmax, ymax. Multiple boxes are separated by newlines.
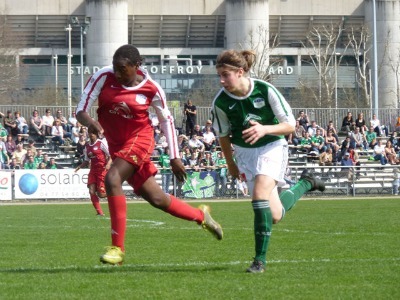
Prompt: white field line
<box><xmin>1</xmin><ymin>257</ymin><xmax>399</xmax><ymax>273</ymax></box>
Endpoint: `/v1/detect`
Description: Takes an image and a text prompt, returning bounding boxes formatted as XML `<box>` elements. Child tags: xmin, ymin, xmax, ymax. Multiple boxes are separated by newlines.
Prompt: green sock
<box><xmin>280</xmin><ymin>179</ymin><xmax>311</xmax><ymax>213</ymax></box>
<box><xmin>252</xmin><ymin>200</ymin><xmax>272</xmax><ymax>264</ymax></box>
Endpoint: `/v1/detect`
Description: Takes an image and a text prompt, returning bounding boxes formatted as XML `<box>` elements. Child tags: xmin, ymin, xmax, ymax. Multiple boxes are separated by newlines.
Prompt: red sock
<box><xmin>107</xmin><ymin>195</ymin><xmax>127</xmax><ymax>252</ymax></box>
<box><xmin>165</xmin><ymin>195</ymin><xmax>204</xmax><ymax>224</ymax></box>
<box><xmin>90</xmin><ymin>194</ymin><xmax>103</xmax><ymax>215</ymax></box>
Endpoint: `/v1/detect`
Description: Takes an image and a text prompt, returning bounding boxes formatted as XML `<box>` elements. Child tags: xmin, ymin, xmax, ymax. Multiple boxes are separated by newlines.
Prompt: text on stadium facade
<box><xmin>70</xmin><ymin>65</ymin><xmax>294</xmax><ymax>75</ymax></box>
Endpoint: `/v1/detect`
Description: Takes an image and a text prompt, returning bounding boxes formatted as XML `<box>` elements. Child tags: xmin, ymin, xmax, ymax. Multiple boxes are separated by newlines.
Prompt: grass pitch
<box><xmin>0</xmin><ymin>198</ymin><xmax>399</xmax><ymax>300</ymax></box>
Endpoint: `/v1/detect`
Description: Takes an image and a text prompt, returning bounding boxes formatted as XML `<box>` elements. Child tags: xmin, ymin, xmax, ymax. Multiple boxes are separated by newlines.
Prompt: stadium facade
<box><xmin>0</xmin><ymin>0</ymin><xmax>399</xmax><ymax>109</ymax></box>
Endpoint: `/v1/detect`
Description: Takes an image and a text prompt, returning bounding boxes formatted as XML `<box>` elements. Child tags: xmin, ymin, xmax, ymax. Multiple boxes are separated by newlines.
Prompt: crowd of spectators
<box><xmin>287</xmin><ymin>110</ymin><xmax>399</xmax><ymax>167</ymax></box>
<box><xmin>0</xmin><ymin>108</ymin><xmax>86</xmax><ymax>170</ymax></box>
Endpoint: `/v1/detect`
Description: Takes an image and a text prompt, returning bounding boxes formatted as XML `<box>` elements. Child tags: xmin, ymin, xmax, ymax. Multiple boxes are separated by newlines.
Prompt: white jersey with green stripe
<box><xmin>212</xmin><ymin>78</ymin><xmax>295</xmax><ymax>148</ymax></box>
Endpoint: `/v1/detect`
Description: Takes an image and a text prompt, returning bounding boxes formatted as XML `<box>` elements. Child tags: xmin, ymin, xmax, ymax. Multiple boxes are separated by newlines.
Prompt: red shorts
<box><xmin>110</xmin><ymin>136</ymin><xmax>158</xmax><ymax>195</ymax></box>
<box><xmin>87</xmin><ymin>169</ymin><xmax>107</xmax><ymax>195</ymax></box>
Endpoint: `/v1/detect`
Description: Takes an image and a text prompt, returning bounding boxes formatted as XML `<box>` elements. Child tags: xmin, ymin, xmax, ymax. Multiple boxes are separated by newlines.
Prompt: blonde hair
<box><xmin>216</xmin><ymin>49</ymin><xmax>256</xmax><ymax>73</ymax></box>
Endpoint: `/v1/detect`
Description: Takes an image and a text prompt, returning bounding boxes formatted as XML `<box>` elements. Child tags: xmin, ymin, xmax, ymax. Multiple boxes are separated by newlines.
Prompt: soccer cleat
<box><xmin>246</xmin><ymin>259</ymin><xmax>265</xmax><ymax>273</ymax></box>
<box><xmin>97</xmin><ymin>213</ymin><xmax>105</xmax><ymax>217</ymax></box>
<box><xmin>300</xmin><ymin>169</ymin><xmax>325</xmax><ymax>192</ymax></box>
<box><xmin>199</xmin><ymin>205</ymin><xmax>223</xmax><ymax>240</ymax></box>
<box><xmin>100</xmin><ymin>246</ymin><xmax>125</xmax><ymax>265</ymax></box>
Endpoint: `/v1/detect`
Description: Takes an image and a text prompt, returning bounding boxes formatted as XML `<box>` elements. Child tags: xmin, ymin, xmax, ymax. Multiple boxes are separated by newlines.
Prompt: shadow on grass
<box><xmin>0</xmin><ymin>264</ymin><xmax>231</xmax><ymax>274</ymax></box>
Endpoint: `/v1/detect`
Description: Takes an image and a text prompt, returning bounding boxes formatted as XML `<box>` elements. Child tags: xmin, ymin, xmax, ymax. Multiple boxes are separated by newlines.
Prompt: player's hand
<box><xmin>170</xmin><ymin>158</ymin><xmax>187</xmax><ymax>182</ymax></box>
<box><xmin>242</xmin><ymin>120</ymin><xmax>266</xmax><ymax>145</ymax></box>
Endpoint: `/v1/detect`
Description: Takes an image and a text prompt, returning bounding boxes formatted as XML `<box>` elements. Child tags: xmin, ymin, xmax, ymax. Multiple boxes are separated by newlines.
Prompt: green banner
<box><xmin>182</xmin><ymin>171</ymin><xmax>217</xmax><ymax>199</ymax></box>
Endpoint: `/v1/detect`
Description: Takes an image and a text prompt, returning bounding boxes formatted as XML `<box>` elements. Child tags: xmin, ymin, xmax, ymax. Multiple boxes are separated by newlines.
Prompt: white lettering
<box><xmin>75</xmin><ymin>66</ymin><xmax>81</xmax><ymax>75</ymax></box>
<box><xmin>277</xmin><ymin>66</ymin><xmax>284</xmax><ymax>75</ymax></box>
<box><xmin>196</xmin><ymin>66</ymin><xmax>203</xmax><ymax>73</ymax></box>
<box><xmin>150</xmin><ymin>66</ymin><xmax>158</xmax><ymax>74</ymax></box>
<box><xmin>186</xmin><ymin>66</ymin><xmax>193</xmax><ymax>74</ymax></box>
<box><xmin>287</xmin><ymin>66</ymin><xmax>293</xmax><ymax>74</ymax></box>
<box><xmin>93</xmin><ymin>66</ymin><xmax>100</xmax><ymax>73</ymax></box>
<box><xmin>268</xmin><ymin>67</ymin><xmax>275</xmax><ymax>75</ymax></box>
<box><xmin>70</xmin><ymin>67</ymin><xmax>75</xmax><ymax>75</ymax></box>
<box><xmin>84</xmin><ymin>66</ymin><xmax>91</xmax><ymax>75</ymax></box>
<box><xmin>169</xmin><ymin>66</ymin><xmax>175</xmax><ymax>73</ymax></box>
<box><xmin>161</xmin><ymin>66</ymin><xmax>167</xmax><ymax>74</ymax></box>
<box><xmin>177</xmin><ymin>66</ymin><xmax>184</xmax><ymax>74</ymax></box>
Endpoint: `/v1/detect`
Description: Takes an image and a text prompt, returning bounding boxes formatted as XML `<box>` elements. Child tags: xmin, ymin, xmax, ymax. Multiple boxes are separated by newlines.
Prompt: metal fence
<box><xmin>2</xmin><ymin>105</ymin><xmax>400</xmax><ymax>134</ymax></box>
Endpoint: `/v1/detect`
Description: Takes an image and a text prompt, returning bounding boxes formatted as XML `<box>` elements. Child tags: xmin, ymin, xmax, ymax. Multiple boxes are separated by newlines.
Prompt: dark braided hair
<box><xmin>113</xmin><ymin>44</ymin><xmax>143</xmax><ymax>66</ymax></box>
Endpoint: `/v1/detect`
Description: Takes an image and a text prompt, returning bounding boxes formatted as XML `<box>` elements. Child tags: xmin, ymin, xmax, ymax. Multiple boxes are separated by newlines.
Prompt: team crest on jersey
<box><xmin>109</xmin><ymin>102</ymin><xmax>133</xmax><ymax>119</ymax></box>
<box><xmin>136</xmin><ymin>94</ymin><xmax>147</xmax><ymax>105</ymax></box>
<box><xmin>253</xmin><ymin>98</ymin><xmax>266</xmax><ymax>108</ymax></box>
<box><xmin>243</xmin><ymin>113</ymin><xmax>263</xmax><ymax>128</ymax></box>
<box><xmin>93</xmin><ymin>146</ymin><xmax>98</xmax><ymax>151</ymax></box>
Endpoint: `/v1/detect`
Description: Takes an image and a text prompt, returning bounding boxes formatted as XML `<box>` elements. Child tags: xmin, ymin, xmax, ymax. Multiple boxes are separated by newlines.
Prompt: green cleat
<box><xmin>246</xmin><ymin>259</ymin><xmax>265</xmax><ymax>273</ymax></box>
<box><xmin>100</xmin><ymin>246</ymin><xmax>125</xmax><ymax>265</ymax></box>
<box><xmin>199</xmin><ymin>205</ymin><xmax>223</xmax><ymax>240</ymax></box>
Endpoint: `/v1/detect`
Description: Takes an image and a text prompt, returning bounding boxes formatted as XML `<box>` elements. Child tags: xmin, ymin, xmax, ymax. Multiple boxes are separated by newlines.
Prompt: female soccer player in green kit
<box><xmin>211</xmin><ymin>49</ymin><xmax>325</xmax><ymax>273</ymax></box>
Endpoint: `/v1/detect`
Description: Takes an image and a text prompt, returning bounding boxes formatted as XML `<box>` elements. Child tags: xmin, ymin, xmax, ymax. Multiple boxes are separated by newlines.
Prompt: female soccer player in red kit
<box><xmin>76</xmin><ymin>44</ymin><xmax>223</xmax><ymax>265</ymax></box>
<box><xmin>75</xmin><ymin>130</ymin><xmax>111</xmax><ymax>216</ymax></box>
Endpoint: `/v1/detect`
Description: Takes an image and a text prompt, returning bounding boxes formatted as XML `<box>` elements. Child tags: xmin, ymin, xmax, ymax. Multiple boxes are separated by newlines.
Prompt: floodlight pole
<box><xmin>65</xmin><ymin>24</ymin><xmax>73</xmax><ymax>117</ymax></box>
<box><xmin>372</xmin><ymin>0</ymin><xmax>379</xmax><ymax>116</ymax></box>
<box><xmin>53</xmin><ymin>54</ymin><xmax>58</xmax><ymax>105</ymax></box>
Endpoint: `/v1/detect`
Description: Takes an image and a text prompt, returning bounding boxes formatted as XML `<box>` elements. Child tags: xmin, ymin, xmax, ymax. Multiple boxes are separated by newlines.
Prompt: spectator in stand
<box><xmin>215</xmin><ymin>151</ymin><xmax>227</xmax><ymax>197</ymax></box>
<box><xmin>340</xmin><ymin>152</ymin><xmax>354</xmax><ymax>177</ymax></box>
<box><xmin>350</xmin><ymin>127</ymin><xmax>368</xmax><ymax>151</ymax></box>
<box><xmin>355</xmin><ymin>112</ymin><xmax>368</xmax><ymax>134</ymax></box>
<box><xmin>0</xmin><ymin>121</ymin><xmax>7</xmax><ymax>141</ymax></box>
<box><xmin>68</xmin><ymin>111</ymin><xmax>78</xmax><ymax>129</ymax></box>
<box><xmin>187</xmin><ymin>150</ymin><xmax>200</xmax><ymax>171</ymax></box>
<box><xmin>42</xmin><ymin>153</ymin><xmax>50</xmax><ymax>167</ymax></box>
<box><xmin>4</xmin><ymin>110</ymin><xmax>18</xmax><ymax>137</ymax></box>
<box><xmin>326</xmin><ymin>120</ymin><xmax>340</xmax><ymax>143</ymax></box>
<box><xmin>38</xmin><ymin>162</ymin><xmax>47</xmax><ymax>169</ymax></box>
<box><xmin>288</xmin><ymin>120</ymin><xmax>305</xmax><ymax>147</ymax></box>
<box><xmin>340</xmin><ymin>136</ymin><xmax>351</xmax><ymax>161</ymax></box>
<box><xmin>307</xmin><ymin>120</ymin><xmax>325</xmax><ymax>137</ymax></box>
<box><xmin>300</xmin><ymin>131</ymin><xmax>312</xmax><ymax>153</ymax></box>
<box><xmin>199</xmin><ymin>151</ymin><xmax>214</xmax><ymax>171</ymax></box>
<box><xmin>310</xmin><ymin>128</ymin><xmax>326</xmax><ymax>154</ymax></box>
<box><xmin>297</xmin><ymin>110</ymin><xmax>310</xmax><ymax>131</ymax></box>
<box><xmin>14</xmin><ymin>135</ymin><xmax>24</xmax><ymax>146</ymax></box>
<box><xmin>341</xmin><ymin>112</ymin><xmax>355</xmax><ymax>134</ymax></box>
<box><xmin>184</xmin><ymin>99</ymin><xmax>197</xmax><ymax>138</ymax></box>
<box><xmin>188</xmin><ymin>134</ymin><xmax>205</xmax><ymax>152</ymax></box>
<box><xmin>0</xmin><ymin>142</ymin><xmax>10</xmax><ymax>169</ymax></box>
<box><xmin>395</xmin><ymin>115</ymin><xmax>400</xmax><ymax>133</ymax></box>
<box><xmin>202</xmin><ymin>119</ymin><xmax>217</xmax><ymax>136</ymax></box>
<box><xmin>11</xmin><ymin>143</ymin><xmax>27</xmax><ymax>168</ymax></box>
<box><xmin>79</xmin><ymin>126</ymin><xmax>89</xmax><ymax>141</ymax></box>
<box><xmin>47</xmin><ymin>157</ymin><xmax>62</xmax><ymax>169</ymax></box>
<box><xmin>159</xmin><ymin>147</ymin><xmax>172</xmax><ymax>193</ymax></box>
<box><xmin>9</xmin><ymin>157</ymin><xmax>20</xmax><ymax>169</ymax></box>
<box><xmin>25</xmin><ymin>139</ymin><xmax>37</xmax><ymax>157</ymax></box>
<box><xmin>389</xmin><ymin>131</ymin><xmax>400</xmax><ymax>152</ymax></box>
<box><xmin>55</xmin><ymin>110</ymin><xmax>71</xmax><ymax>137</ymax></box>
<box><xmin>14</xmin><ymin>111</ymin><xmax>29</xmax><ymax>136</ymax></box>
<box><xmin>75</xmin><ymin>134</ymin><xmax>87</xmax><ymax>164</ymax></box>
<box><xmin>192</xmin><ymin>124</ymin><xmax>203</xmax><ymax>139</ymax></box>
<box><xmin>373</xmin><ymin>139</ymin><xmax>387</xmax><ymax>165</ymax></box>
<box><xmin>71</xmin><ymin>121</ymin><xmax>82</xmax><ymax>145</ymax></box>
<box><xmin>23</xmin><ymin>155</ymin><xmax>37</xmax><ymax>169</ymax></box>
<box><xmin>392</xmin><ymin>169</ymin><xmax>400</xmax><ymax>195</ymax></box>
<box><xmin>22</xmin><ymin>149</ymin><xmax>34</xmax><ymax>166</ymax></box>
<box><xmin>51</xmin><ymin>119</ymin><xmax>65</xmax><ymax>148</ymax></box>
<box><xmin>319</xmin><ymin>148</ymin><xmax>334</xmax><ymax>170</ymax></box>
<box><xmin>384</xmin><ymin>140</ymin><xmax>399</xmax><ymax>165</ymax></box>
<box><xmin>202</xmin><ymin>125</ymin><xmax>216</xmax><ymax>151</ymax></box>
<box><xmin>34</xmin><ymin>149</ymin><xmax>44</xmax><ymax>165</ymax></box>
<box><xmin>30</xmin><ymin>109</ymin><xmax>44</xmax><ymax>138</ymax></box>
<box><xmin>4</xmin><ymin>135</ymin><xmax>16</xmax><ymax>158</ymax></box>
<box><xmin>177</xmin><ymin>134</ymin><xmax>189</xmax><ymax>151</ymax></box>
<box><xmin>365</xmin><ymin>125</ymin><xmax>377</xmax><ymax>149</ymax></box>
<box><xmin>325</xmin><ymin>130</ymin><xmax>340</xmax><ymax>161</ymax></box>
<box><xmin>370</xmin><ymin>114</ymin><xmax>388</xmax><ymax>137</ymax></box>
<box><xmin>349</xmin><ymin>148</ymin><xmax>361</xmax><ymax>179</ymax></box>
<box><xmin>42</xmin><ymin>109</ymin><xmax>55</xmax><ymax>136</ymax></box>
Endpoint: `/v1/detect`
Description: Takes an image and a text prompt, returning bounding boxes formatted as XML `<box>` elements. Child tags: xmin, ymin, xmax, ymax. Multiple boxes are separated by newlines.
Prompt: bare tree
<box><xmin>347</xmin><ymin>25</ymin><xmax>372</xmax><ymax>108</ymax></box>
<box><xmin>0</xmin><ymin>12</ymin><xmax>27</xmax><ymax>103</ymax></box>
<box><xmin>241</xmin><ymin>24</ymin><xmax>281</xmax><ymax>82</ymax></box>
<box><xmin>299</xmin><ymin>21</ymin><xmax>350</xmax><ymax>108</ymax></box>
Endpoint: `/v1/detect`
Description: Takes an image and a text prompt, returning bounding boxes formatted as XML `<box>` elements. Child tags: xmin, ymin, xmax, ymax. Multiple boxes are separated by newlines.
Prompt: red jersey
<box><xmin>76</xmin><ymin>66</ymin><xmax>179</xmax><ymax>159</ymax></box>
<box><xmin>84</xmin><ymin>138</ymin><xmax>109</xmax><ymax>172</ymax></box>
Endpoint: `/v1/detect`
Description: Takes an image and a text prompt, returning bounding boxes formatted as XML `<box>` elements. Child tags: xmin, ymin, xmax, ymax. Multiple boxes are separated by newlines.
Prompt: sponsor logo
<box><xmin>253</xmin><ymin>98</ymin><xmax>265</xmax><ymax>108</ymax></box>
<box><xmin>109</xmin><ymin>102</ymin><xmax>133</xmax><ymax>119</ymax></box>
<box><xmin>229</xmin><ymin>103</ymin><xmax>237</xmax><ymax>110</ymax></box>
